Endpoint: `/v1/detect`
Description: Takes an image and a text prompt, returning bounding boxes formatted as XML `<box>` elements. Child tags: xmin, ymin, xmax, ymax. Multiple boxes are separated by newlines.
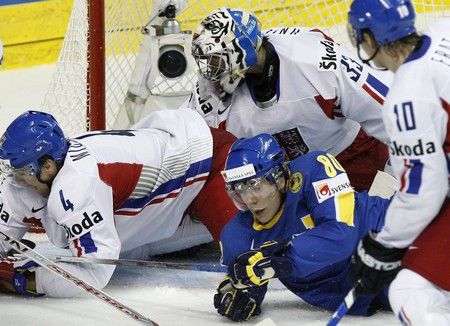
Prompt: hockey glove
<box><xmin>5</xmin><ymin>238</ymin><xmax>36</xmax><ymax>257</ymax></box>
<box><xmin>0</xmin><ymin>256</ymin><xmax>42</xmax><ymax>296</ymax></box>
<box><xmin>349</xmin><ymin>233</ymin><xmax>407</xmax><ymax>295</ymax></box>
<box><xmin>214</xmin><ymin>276</ymin><xmax>267</xmax><ymax>322</ymax></box>
<box><xmin>229</xmin><ymin>240</ymin><xmax>293</xmax><ymax>288</ymax></box>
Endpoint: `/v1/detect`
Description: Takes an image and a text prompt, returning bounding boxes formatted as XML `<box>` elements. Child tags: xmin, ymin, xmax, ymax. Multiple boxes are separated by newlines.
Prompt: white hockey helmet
<box><xmin>192</xmin><ymin>7</ymin><xmax>262</xmax><ymax>95</ymax></box>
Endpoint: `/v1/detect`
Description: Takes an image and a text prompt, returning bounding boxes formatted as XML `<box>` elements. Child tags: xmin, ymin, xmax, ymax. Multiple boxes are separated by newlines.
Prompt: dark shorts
<box><xmin>336</xmin><ymin>128</ymin><xmax>389</xmax><ymax>191</ymax></box>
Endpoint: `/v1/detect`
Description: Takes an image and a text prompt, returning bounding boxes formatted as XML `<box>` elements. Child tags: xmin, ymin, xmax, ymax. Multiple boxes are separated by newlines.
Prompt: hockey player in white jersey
<box><xmin>187</xmin><ymin>7</ymin><xmax>393</xmax><ymax>191</ymax></box>
<box><xmin>0</xmin><ymin>109</ymin><xmax>237</xmax><ymax>297</ymax></box>
<box><xmin>348</xmin><ymin>1</ymin><xmax>450</xmax><ymax>324</ymax></box>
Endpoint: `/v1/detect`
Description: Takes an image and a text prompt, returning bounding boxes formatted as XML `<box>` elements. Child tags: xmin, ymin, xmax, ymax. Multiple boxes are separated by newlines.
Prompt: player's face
<box><xmin>195</xmin><ymin>53</ymin><xmax>227</xmax><ymax>82</ymax></box>
<box><xmin>15</xmin><ymin>170</ymin><xmax>50</xmax><ymax>197</ymax></box>
<box><xmin>237</xmin><ymin>178</ymin><xmax>283</xmax><ymax>224</ymax></box>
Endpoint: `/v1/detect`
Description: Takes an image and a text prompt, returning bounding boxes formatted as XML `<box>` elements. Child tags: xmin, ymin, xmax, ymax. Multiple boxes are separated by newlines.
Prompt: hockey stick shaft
<box><xmin>326</xmin><ymin>281</ymin><xmax>361</xmax><ymax>326</ymax></box>
<box><xmin>0</xmin><ymin>230</ymin><xmax>157</xmax><ymax>325</ymax></box>
<box><xmin>53</xmin><ymin>255</ymin><xmax>227</xmax><ymax>273</ymax></box>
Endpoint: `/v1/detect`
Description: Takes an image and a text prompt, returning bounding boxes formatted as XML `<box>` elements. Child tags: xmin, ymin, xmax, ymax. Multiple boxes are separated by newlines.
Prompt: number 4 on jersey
<box><xmin>59</xmin><ymin>189</ymin><xmax>74</xmax><ymax>212</ymax></box>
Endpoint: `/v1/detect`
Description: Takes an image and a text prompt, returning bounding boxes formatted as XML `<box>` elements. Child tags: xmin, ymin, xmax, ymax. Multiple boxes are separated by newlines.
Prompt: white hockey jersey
<box><xmin>376</xmin><ymin>19</ymin><xmax>450</xmax><ymax>248</ymax></box>
<box><xmin>0</xmin><ymin>108</ymin><xmax>213</xmax><ymax>297</ymax></box>
<box><xmin>187</xmin><ymin>27</ymin><xmax>392</xmax><ymax>158</ymax></box>
<box><xmin>0</xmin><ymin>177</ymin><xmax>67</xmax><ymax>256</ymax></box>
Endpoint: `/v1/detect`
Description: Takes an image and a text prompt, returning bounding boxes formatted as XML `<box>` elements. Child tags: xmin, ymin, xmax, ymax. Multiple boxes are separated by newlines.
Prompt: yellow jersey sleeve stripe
<box><xmin>335</xmin><ymin>192</ymin><xmax>355</xmax><ymax>227</ymax></box>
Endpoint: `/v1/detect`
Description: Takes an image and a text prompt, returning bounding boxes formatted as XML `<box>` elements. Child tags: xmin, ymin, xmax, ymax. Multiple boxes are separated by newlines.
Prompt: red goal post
<box><xmin>42</xmin><ymin>0</ymin><xmax>449</xmax><ymax>136</ymax></box>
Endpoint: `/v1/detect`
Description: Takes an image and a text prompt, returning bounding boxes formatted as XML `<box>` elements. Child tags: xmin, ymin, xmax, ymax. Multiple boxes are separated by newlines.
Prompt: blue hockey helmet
<box><xmin>0</xmin><ymin>110</ymin><xmax>67</xmax><ymax>175</ymax></box>
<box><xmin>348</xmin><ymin>0</ymin><xmax>416</xmax><ymax>46</ymax></box>
<box><xmin>222</xmin><ymin>133</ymin><xmax>285</xmax><ymax>210</ymax></box>
<box><xmin>192</xmin><ymin>7</ymin><xmax>262</xmax><ymax>89</ymax></box>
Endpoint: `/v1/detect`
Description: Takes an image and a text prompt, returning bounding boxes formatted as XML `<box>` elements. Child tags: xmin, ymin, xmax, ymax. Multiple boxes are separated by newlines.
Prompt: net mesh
<box><xmin>42</xmin><ymin>0</ymin><xmax>450</xmax><ymax>136</ymax></box>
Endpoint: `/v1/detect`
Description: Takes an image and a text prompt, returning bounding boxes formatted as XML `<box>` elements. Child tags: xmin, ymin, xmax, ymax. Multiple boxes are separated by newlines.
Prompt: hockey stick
<box><xmin>0</xmin><ymin>230</ymin><xmax>157</xmax><ymax>325</ymax></box>
<box><xmin>52</xmin><ymin>255</ymin><xmax>227</xmax><ymax>273</ymax></box>
<box><xmin>326</xmin><ymin>281</ymin><xmax>362</xmax><ymax>326</ymax></box>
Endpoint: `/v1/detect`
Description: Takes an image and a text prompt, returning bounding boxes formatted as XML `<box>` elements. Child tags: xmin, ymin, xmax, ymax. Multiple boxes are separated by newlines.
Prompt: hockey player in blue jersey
<box><xmin>214</xmin><ymin>133</ymin><xmax>392</xmax><ymax>322</ymax></box>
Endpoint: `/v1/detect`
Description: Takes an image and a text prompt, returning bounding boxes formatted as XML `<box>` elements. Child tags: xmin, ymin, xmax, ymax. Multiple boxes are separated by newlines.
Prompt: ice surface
<box><xmin>0</xmin><ymin>66</ymin><xmax>398</xmax><ymax>326</ymax></box>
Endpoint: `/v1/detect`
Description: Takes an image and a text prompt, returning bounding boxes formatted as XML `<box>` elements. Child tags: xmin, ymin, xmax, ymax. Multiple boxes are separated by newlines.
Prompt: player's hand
<box><xmin>213</xmin><ymin>276</ymin><xmax>267</xmax><ymax>322</ymax></box>
<box><xmin>229</xmin><ymin>240</ymin><xmax>293</xmax><ymax>288</ymax></box>
<box><xmin>5</xmin><ymin>238</ymin><xmax>36</xmax><ymax>257</ymax></box>
<box><xmin>0</xmin><ymin>256</ymin><xmax>42</xmax><ymax>296</ymax></box>
<box><xmin>349</xmin><ymin>233</ymin><xmax>407</xmax><ymax>294</ymax></box>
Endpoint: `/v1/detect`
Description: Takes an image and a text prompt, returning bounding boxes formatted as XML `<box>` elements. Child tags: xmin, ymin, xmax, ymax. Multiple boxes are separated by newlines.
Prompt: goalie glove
<box><xmin>229</xmin><ymin>240</ymin><xmax>293</xmax><ymax>289</ymax></box>
<box><xmin>0</xmin><ymin>256</ymin><xmax>42</xmax><ymax>296</ymax></box>
<box><xmin>349</xmin><ymin>232</ymin><xmax>407</xmax><ymax>295</ymax></box>
<box><xmin>213</xmin><ymin>276</ymin><xmax>267</xmax><ymax>322</ymax></box>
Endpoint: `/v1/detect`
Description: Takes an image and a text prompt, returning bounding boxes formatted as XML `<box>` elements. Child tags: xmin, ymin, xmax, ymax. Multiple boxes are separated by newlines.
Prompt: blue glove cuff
<box><xmin>13</xmin><ymin>272</ymin><xmax>29</xmax><ymax>295</ymax></box>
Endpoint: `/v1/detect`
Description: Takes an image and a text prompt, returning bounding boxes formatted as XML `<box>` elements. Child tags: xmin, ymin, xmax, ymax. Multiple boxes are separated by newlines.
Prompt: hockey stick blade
<box><xmin>0</xmin><ymin>230</ymin><xmax>157</xmax><ymax>325</ymax></box>
<box><xmin>53</xmin><ymin>255</ymin><xmax>227</xmax><ymax>273</ymax></box>
<box><xmin>326</xmin><ymin>281</ymin><xmax>361</xmax><ymax>326</ymax></box>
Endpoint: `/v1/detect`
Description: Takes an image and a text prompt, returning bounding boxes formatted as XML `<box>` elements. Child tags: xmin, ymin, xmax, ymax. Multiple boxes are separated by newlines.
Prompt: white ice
<box><xmin>0</xmin><ymin>65</ymin><xmax>398</xmax><ymax>325</ymax></box>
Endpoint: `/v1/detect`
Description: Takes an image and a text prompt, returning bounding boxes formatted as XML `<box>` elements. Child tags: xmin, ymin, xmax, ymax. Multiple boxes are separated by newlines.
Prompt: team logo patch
<box><xmin>288</xmin><ymin>172</ymin><xmax>303</xmax><ymax>193</ymax></box>
<box><xmin>272</xmin><ymin>128</ymin><xmax>309</xmax><ymax>160</ymax></box>
<box><xmin>312</xmin><ymin>173</ymin><xmax>353</xmax><ymax>203</ymax></box>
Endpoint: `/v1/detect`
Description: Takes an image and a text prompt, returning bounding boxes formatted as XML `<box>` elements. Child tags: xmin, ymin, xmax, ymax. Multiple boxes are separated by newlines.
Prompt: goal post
<box><xmin>42</xmin><ymin>0</ymin><xmax>449</xmax><ymax>137</ymax></box>
<box><xmin>87</xmin><ymin>0</ymin><xmax>106</xmax><ymax>131</ymax></box>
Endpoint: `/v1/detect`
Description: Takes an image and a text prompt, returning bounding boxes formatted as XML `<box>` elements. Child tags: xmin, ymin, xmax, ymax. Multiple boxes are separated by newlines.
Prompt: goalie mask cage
<box><xmin>42</xmin><ymin>0</ymin><xmax>450</xmax><ymax>137</ymax></box>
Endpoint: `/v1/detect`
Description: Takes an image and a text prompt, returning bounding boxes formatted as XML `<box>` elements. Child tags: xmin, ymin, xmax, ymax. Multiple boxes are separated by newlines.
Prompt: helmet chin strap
<box><xmin>356</xmin><ymin>44</ymin><xmax>388</xmax><ymax>71</ymax></box>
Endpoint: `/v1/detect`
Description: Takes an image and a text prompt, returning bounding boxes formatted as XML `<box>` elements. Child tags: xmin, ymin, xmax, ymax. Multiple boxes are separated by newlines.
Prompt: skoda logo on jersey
<box><xmin>288</xmin><ymin>172</ymin><xmax>303</xmax><ymax>193</ymax></box>
<box><xmin>318</xmin><ymin>40</ymin><xmax>337</xmax><ymax>71</ymax></box>
<box><xmin>390</xmin><ymin>139</ymin><xmax>436</xmax><ymax>157</ymax></box>
<box><xmin>0</xmin><ymin>202</ymin><xmax>10</xmax><ymax>224</ymax></box>
<box><xmin>62</xmin><ymin>211</ymin><xmax>104</xmax><ymax>240</ymax></box>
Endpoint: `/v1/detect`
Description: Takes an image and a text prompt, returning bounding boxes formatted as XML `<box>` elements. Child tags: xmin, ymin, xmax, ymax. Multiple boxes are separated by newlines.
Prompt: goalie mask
<box><xmin>0</xmin><ymin>110</ymin><xmax>67</xmax><ymax>176</ymax></box>
<box><xmin>222</xmin><ymin>133</ymin><xmax>285</xmax><ymax>211</ymax></box>
<box><xmin>192</xmin><ymin>7</ymin><xmax>262</xmax><ymax>96</ymax></box>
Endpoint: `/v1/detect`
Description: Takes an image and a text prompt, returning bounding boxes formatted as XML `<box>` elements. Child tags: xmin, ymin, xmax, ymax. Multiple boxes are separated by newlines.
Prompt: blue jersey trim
<box><xmin>366</xmin><ymin>73</ymin><xmax>389</xmax><ymax>97</ymax></box>
<box><xmin>120</xmin><ymin>157</ymin><xmax>212</xmax><ymax>209</ymax></box>
<box><xmin>79</xmin><ymin>232</ymin><xmax>97</xmax><ymax>254</ymax></box>
<box><xmin>406</xmin><ymin>159</ymin><xmax>423</xmax><ymax>194</ymax></box>
<box><xmin>404</xmin><ymin>35</ymin><xmax>431</xmax><ymax>64</ymax></box>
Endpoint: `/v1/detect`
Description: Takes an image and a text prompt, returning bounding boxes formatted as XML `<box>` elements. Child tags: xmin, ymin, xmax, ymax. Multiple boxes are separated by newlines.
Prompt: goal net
<box><xmin>42</xmin><ymin>0</ymin><xmax>450</xmax><ymax>137</ymax></box>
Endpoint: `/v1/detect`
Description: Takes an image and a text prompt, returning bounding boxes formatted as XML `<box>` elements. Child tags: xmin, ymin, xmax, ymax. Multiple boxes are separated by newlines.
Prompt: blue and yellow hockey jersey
<box><xmin>220</xmin><ymin>151</ymin><xmax>390</xmax><ymax>315</ymax></box>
